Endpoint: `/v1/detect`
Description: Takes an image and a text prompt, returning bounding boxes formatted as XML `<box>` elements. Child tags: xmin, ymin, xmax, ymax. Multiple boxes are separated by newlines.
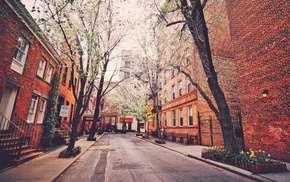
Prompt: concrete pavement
<box><xmin>0</xmin><ymin>133</ymin><xmax>289</xmax><ymax>182</ymax></box>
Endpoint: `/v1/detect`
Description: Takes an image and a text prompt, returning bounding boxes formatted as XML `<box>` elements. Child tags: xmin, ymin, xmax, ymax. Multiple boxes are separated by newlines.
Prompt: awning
<box><xmin>119</xmin><ymin>117</ymin><xmax>133</xmax><ymax>122</ymax></box>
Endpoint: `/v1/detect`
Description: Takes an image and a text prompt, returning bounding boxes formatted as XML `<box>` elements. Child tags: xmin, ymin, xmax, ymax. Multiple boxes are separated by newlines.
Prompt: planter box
<box><xmin>201</xmin><ymin>151</ymin><xmax>287</xmax><ymax>174</ymax></box>
<box><xmin>234</xmin><ymin>160</ymin><xmax>287</xmax><ymax>174</ymax></box>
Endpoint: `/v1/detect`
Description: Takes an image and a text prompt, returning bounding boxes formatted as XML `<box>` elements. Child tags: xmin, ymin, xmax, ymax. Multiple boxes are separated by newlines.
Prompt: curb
<box><xmin>50</xmin><ymin>134</ymin><xmax>104</xmax><ymax>182</ymax></box>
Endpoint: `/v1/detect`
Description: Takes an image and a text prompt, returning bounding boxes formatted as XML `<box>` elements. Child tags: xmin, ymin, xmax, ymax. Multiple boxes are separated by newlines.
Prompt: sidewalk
<box><xmin>140</xmin><ymin>135</ymin><xmax>290</xmax><ymax>182</ymax></box>
<box><xmin>0</xmin><ymin>135</ymin><xmax>98</xmax><ymax>182</ymax></box>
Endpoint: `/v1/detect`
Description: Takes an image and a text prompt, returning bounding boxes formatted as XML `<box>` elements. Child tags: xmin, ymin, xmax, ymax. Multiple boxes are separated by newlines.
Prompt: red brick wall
<box><xmin>226</xmin><ymin>0</ymin><xmax>290</xmax><ymax>161</ymax></box>
<box><xmin>0</xmin><ymin>1</ymin><xmax>59</xmax><ymax>126</ymax></box>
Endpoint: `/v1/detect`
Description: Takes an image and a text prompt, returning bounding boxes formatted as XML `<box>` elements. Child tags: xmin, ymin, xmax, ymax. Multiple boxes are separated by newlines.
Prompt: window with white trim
<box><xmin>62</xmin><ymin>67</ymin><xmax>68</xmax><ymax>83</ymax></box>
<box><xmin>164</xmin><ymin>70</ymin><xmax>167</xmax><ymax>84</ymax></box>
<box><xmin>172</xmin><ymin>110</ymin><xmax>176</xmax><ymax>126</ymax></box>
<box><xmin>45</xmin><ymin>64</ymin><xmax>53</xmax><ymax>83</ymax></box>
<box><xmin>164</xmin><ymin>112</ymin><xmax>167</xmax><ymax>126</ymax></box>
<box><xmin>11</xmin><ymin>36</ymin><xmax>30</xmax><ymax>74</ymax></box>
<box><xmin>37</xmin><ymin>58</ymin><xmax>47</xmax><ymax>78</ymax></box>
<box><xmin>185</xmin><ymin>48</ymin><xmax>190</xmax><ymax>65</ymax></box>
<box><xmin>124</xmin><ymin>71</ymin><xmax>130</xmax><ymax>79</ymax></box>
<box><xmin>179</xmin><ymin>108</ymin><xmax>183</xmax><ymax>126</ymax></box>
<box><xmin>188</xmin><ymin>106</ymin><xmax>193</xmax><ymax>126</ymax></box>
<box><xmin>27</xmin><ymin>95</ymin><xmax>38</xmax><ymax>123</ymax></box>
<box><xmin>172</xmin><ymin>85</ymin><xmax>175</xmax><ymax>100</ymax></box>
<box><xmin>125</xmin><ymin>60</ymin><xmax>131</xmax><ymax>68</ymax></box>
<box><xmin>37</xmin><ymin>99</ymin><xmax>46</xmax><ymax>124</ymax></box>
<box><xmin>187</xmin><ymin>78</ymin><xmax>192</xmax><ymax>93</ymax></box>
<box><xmin>178</xmin><ymin>81</ymin><xmax>182</xmax><ymax>96</ymax></box>
<box><xmin>171</xmin><ymin>68</ymin><xmax>175</xmax><ymax>77</ymax></box>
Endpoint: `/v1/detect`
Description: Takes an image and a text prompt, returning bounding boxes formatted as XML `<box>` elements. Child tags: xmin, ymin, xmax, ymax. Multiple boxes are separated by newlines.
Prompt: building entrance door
<box><xmin>0</xmin><ymin>84</ymin><xmax>18</xmax><ymax>130</ymax></box>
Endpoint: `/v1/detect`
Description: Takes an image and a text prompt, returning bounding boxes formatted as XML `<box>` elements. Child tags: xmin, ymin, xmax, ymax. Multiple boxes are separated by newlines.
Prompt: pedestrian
<box><xmin>160</xmin><ymin>127</ymin><xmax>164</xmax><ymax>140</ymax></box>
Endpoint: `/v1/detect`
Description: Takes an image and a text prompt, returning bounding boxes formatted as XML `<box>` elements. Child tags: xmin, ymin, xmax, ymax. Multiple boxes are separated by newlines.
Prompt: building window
<box><xmin>27</xmin><ymin>95</ymin><xmax>38</xmax><ymax>123</ymax></box>
<box><xmin>37</xmin><ymin>99</ymin><xmax>46</xmax><ymax>124</ymax></box>
<box><xmin>185</xmin><ymin>48</ymin><xmax>190</xmax><ymax>65</ymax></box>
<box><xmin>45</xmin><ymin>64</ymin><xmax>53</xmax><ymax>83</ymax></box>
<box><xmin>172</xmin><ymin>110</ymin><xmax>176</xmax><ymax>126</ymax></box>
<box><xmin>178</xmin><ymin>81</ymin><xmax>182</xmax><ymax>97</ymax></box>
<box><xmin>124</xmin><ymin>71</ymin><xmax>130</xmax><ymax>79</ymax></box>
<box><xmin>125</xmin><ymin>60</ymin><xmax>131</xmax><ymax>68</ymax></box>
<box><xmin>179</xmin><ymin>108</ymin><xmax>183</xmax><ymax>126</ymax></box>
<box><xmin>62</xmin><ymin>67</ymin><xmax>68</xmax><ymax>83</ymax></box>
<box><xmin>187</xmin><ymin>78</ymin><xmax>191</xmax><ymax>93</ymax></box>
<box><xmin>188</xmin><ymin>106</ymin><xmax>193</xmax><ymax>126</ymax></box>
<box><xmin>163</xmin><ymin>92</ymin><xmax>167</xmax><ymax>103</ymax></box>
<box><xmin>171</xmin><ymin>68</ymin><xmax>175</xmax><ymax>77</ymax></box>
<box><xmin>37</xmin><ymin>58</ymin><xmax>47</xmax><ymax>78</ymax></box>
<box><xmin>172</xmin><ymin>85</ymin><xmax>175</xmax><ymax>100</ymax></box>
<box><xmin>11</xmin><ymin>36</ymin><xmax>30</xmax><ymax>74</ymax></box>
<box><xmin>164</xmin><ymin>71</ymin><xmax>167</xmax><ymax>84</ymax></box>
<box><xmin>69</xmin><ymin>72</ymin><xmax>73</xmax><ymax>89</ymax></box>
<box><xmin>164</xmin><ymin>112</ymin><xmax>167</xmax><ymax>126</ymax></box>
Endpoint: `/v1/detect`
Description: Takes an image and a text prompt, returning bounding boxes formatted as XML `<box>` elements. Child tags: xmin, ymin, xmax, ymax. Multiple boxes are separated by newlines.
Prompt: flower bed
<box><xmin>201</xmin><ymin>147</ymin><xmax>287</xmax><ymax>174</ymax></box>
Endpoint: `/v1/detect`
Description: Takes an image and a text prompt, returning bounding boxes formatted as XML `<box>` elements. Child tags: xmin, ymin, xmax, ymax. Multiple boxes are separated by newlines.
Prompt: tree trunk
<box><xmin>180</xmin><ymin>0</ymin><xmax>238</xmax><ymax>152</ymax></box>
<box><xmin>66</xmin><ymin>100</ymin><xmax>82</xmax><ymax>152</ymax></box>
<box><xmin>87</xmin><ymin>58</ymin><xmax>109</xmax><ymax>140</ymax></box>
<box><xmin>87</xmin><ymin>93</ymin><xmax>101</xmax><ymax>140</ymax></box>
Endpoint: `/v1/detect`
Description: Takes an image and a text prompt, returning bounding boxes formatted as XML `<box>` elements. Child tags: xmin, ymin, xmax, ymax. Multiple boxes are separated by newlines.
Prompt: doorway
<box><xmin>0</xmin><ymin>84</ymin><xmax>18</xmax><ymax>130</ymax></box>
<box><xmin>128</xmin><ymin>123</ymin><xmax>132</xmax><ymax>131</ymax></box>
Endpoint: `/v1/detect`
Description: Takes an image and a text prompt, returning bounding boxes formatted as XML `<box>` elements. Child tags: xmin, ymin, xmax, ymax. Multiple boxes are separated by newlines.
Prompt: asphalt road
<box><xmin>54</xmin><ymin>133</ymin><xmax>255</xmax><ymax>182</ymax></box>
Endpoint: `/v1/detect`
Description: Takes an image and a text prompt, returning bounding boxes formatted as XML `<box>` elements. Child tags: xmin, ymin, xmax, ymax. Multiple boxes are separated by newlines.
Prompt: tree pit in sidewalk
<box><xmin>58</xmin><ymin>146</ymin><xmax>81</xmax><ymax>158</ymax></box>
<box><xmin>155</xmin><ymin>138</ymin><xmax>166</xmax><ymax>144</ymax></box>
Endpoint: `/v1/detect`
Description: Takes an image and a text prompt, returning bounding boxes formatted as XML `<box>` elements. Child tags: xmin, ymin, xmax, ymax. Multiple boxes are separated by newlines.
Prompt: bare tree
<box><xmin>157</xmin><ymin>0</ymin><xmax>238</xmax><ymax>152</ymax></box>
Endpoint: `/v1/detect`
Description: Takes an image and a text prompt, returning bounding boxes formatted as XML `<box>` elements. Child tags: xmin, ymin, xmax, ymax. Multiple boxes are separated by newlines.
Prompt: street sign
<box><xmin>59</xmin><ymin>105</ymin><xmax>70</xmax><ymax>117</ymax></box>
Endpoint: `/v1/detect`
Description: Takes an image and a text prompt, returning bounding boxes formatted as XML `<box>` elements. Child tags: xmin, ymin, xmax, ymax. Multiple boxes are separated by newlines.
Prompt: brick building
<box><xmin>158</xmin><ymin>0</ymin><xmax>240</xmax><ymax>147</ymax></box>
<box><xmin>0</xmin><ymin>0</ymin><xmax>61</xmax><ymax>132</ymax></box>
<box><xmin>0</xmin><ymin>0</ymin><xmax>77</xmax><ymax>167</ymax></box>
<box><xmin>56</xmin><ymin>56</ymin><xmax>79</xmax><ymax>133</ymax></box>
<box><xmin>226</xmin><ymin>0</ymin><xmax>290</xmax><ymax>161</ymax></box>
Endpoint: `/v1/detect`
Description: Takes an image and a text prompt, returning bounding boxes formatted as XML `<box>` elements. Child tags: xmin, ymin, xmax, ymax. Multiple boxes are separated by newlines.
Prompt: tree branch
<box><xmin>166</xmin><ymin>20</ymin><xmax>186</xmax><ymax>27</ymax></box>
<box><xmin>201</xmin><ymin>0</ymin><xmax>208</xmax><ymax>9</ymax></box>
<box><xmin>175</xmin><ymin>66</ymin><xmax>220</xmax><ymax>116</ymax></box>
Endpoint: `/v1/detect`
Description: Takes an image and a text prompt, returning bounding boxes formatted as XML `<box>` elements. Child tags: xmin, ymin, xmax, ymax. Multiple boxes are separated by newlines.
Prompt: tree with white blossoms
<box><xmin>38</xmin><ymin>0</ymin><xmax>127</xmax><ymax>155</ymax></box>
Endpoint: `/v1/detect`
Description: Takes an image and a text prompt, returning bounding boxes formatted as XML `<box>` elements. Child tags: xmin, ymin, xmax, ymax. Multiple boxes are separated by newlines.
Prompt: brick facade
<box><xmin>226</xmin><ymin>0</ymin><xmax>290</xmax><ymax>161</ymax></box>
<box><xmin>0</xmin><ymin>0</ymin><xmax>78</xmax><ymax>148</ymax></box>
<box><xmin>0</xmin><ymin>0</ymin><xmax>60</xmax><ymax>132</ymax></box>
<box><xmin>159</xmin><ymin>0</ymin><xmax>240</xmax><ymax>148</ymax></box>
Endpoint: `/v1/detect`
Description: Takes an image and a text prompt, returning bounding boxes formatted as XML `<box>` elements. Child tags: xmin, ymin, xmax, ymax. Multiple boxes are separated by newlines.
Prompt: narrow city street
<box><xmin>54</xmin><ymin>134</ymin><xmax>254</xmax><ymax>182</ymax></box>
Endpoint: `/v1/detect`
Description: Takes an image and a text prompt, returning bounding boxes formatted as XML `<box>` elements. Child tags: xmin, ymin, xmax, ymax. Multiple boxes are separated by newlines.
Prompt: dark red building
<box><xmin>226</xmin><ymin>0</ymin><xmax>290</xmax><ymax>161</ymax></box>
<box><xmin>0</xmin><ymin>0</ymin><xmax>63</xmax><ymax>166</ymax></box>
